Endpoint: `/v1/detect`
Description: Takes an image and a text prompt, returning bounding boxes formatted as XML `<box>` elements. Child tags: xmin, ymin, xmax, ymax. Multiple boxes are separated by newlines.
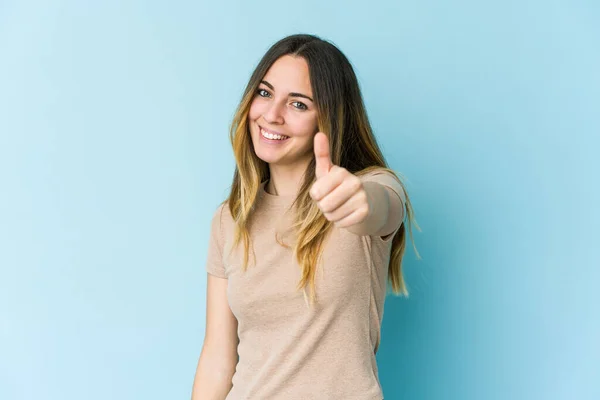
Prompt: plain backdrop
<box><xmin>1</xmin><ymin>1</ymin><xmax>598</xmax><ymax>399</ymax></box>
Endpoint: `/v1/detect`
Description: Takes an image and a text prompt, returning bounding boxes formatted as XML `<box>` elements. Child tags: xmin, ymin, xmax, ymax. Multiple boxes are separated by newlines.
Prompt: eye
<box><xmin>292</xmin><ymin>101</ymin><xmax>308</xmax><ymax>111</ymax></box>
<box><xmin>256</xmin><ymin>88</ymin><xmax>271</xmax><ymax>98</ymax></box>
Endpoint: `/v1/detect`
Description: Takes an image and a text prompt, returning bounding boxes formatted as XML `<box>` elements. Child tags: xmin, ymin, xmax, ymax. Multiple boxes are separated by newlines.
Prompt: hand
<box><xmin>309</xmin><ymin>132</ymin><xmax>371</xmax><ymax>228</ymax></box>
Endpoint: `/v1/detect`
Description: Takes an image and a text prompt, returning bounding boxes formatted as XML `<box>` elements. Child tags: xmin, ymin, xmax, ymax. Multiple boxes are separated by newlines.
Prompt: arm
<box><xmin>191</xmin><ymin>274</ymin><xmax>239</xmax><ymax>400</ymax></box>
<box><xmin>310</xmin><ymin>133</ymin><xmax>404</xmax><ymax>238</ymax></box>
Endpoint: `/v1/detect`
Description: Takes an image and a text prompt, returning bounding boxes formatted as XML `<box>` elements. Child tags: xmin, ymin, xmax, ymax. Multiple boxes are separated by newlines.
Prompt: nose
<box><xmin>262</xmin><ymin>100</ymin><xmax>285</xmax><ymax>125</ymax></box>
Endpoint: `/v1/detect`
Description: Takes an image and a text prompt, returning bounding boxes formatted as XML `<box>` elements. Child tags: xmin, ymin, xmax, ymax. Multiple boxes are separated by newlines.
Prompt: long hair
<box><xmin>225</xmin><ymin>34</ymin><xmax>420</xmax><ymax>305</ymax></box>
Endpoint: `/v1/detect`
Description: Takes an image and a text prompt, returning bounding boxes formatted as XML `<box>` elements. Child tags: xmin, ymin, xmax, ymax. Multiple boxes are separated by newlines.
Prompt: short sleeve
<box><xmin>205</xmin><ymin>204</ymin><xmax>227</xmax><ymax>278</ymax></box>
<box><xmin>360</xmin><ymin>169</ymin><xmax>406</xmax><ymax>241</ymax></box>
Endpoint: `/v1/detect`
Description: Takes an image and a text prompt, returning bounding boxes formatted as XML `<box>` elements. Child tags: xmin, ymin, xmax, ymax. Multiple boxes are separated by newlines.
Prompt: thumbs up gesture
<box><xmin>309</xmin><ymin>132</ymin><xmax>371</xmax><ymax>228</ymax></box>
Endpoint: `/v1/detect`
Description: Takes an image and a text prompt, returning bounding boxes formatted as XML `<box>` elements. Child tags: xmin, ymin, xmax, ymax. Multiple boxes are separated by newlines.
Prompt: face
<box><xmin>248</xmin><ymin>55</ymin><xmax>318</xmax><ymax>167</ymax></box>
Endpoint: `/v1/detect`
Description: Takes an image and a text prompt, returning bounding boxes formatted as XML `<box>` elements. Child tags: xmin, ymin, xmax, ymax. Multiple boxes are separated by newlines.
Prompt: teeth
<box><xmin>261</xmin><ymin>128</ymin><xmax>288</xmax><ymax>140</ymax></box>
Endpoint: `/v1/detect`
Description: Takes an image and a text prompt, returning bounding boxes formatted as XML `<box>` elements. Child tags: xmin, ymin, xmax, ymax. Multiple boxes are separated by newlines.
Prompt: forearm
<box><xmin>191</xmin><ymin>349</ymin><xmax>236</xmax><ymax>400</ymax></box>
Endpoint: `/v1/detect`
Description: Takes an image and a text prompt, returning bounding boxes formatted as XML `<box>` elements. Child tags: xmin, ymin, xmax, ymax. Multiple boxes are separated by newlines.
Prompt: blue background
<box><xmin>1</xmin><ymin>1</ymin><xmax>598</xmax><ymax>399</ymax></box>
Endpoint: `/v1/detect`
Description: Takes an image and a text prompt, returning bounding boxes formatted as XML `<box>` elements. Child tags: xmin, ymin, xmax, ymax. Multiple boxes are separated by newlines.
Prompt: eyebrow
<box><xmin>260</xmin><ymin>80</ymin><xmax>314</xmax><ymax>102</ymax></box>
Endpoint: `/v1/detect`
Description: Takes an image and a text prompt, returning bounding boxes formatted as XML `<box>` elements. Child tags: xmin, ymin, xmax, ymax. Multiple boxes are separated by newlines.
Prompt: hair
<box><xmin>224</xmin><ymin>33</ymin><xmax>420</xmax><ymax>306</ymax></box>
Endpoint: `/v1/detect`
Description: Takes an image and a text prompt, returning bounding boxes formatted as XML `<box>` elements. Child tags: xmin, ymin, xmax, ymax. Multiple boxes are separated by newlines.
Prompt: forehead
<box><xmin>262</xmin><ymin>55</ymin><xmax>312</xmax><ymax>94</ymax></box>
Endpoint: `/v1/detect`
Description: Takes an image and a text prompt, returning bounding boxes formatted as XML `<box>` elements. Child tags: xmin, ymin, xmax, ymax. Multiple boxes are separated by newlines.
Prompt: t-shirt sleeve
<box><xmin>360</xmin><ymin>169</ymin><xmax>406</xmax><ymax>240</ymax></box>
<box><xmin>205</xmin><ymin>204</ymin><xmax>228</xmax><ymax>278</ymax></box>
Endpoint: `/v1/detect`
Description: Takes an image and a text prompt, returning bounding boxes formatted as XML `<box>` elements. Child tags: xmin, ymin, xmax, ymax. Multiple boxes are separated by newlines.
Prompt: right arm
<box><xmin>191</xmin><ymin>273</ymin><xmax>239</xmax><ymax>399</ymax></box>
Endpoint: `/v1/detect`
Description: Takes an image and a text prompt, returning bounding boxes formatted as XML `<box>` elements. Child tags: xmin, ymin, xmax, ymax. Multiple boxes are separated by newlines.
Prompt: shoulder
<box><xmin>356</xmin><ymin>166</ymin><xmax>399</xmax><ymax>180</ymax></box>
<box><xmin>356</xmin><ymin>167</ymin><xmax>406</xmax><ymax>202</ymax></box>
<box><xmin>213</xmin><ymin>201</ymin><xmax>229</xmax><ymax>217</ymax></box>
<box><xmin>210</xmin><ymin>201</ymin><xmax>234</xmax><ymax>234</ymax></box>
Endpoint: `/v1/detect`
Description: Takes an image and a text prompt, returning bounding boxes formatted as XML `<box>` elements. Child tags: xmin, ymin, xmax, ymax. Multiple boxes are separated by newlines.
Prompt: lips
<box><xmin>259</xmin><ymin>125</ymin><xmax>290</xmax><ymax>140</ymax></box>
<box><xmin>259</xmin><ymin>125</ymin><xmax>285</xmax><ymax>136</ymax></box>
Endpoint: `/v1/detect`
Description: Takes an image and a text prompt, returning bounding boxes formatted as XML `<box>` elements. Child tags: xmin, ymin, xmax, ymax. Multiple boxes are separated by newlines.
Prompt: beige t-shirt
<box><xmin>205</xmin><ymin>170</ymin><xmax>405</xmax><ymax>400</ymax></box>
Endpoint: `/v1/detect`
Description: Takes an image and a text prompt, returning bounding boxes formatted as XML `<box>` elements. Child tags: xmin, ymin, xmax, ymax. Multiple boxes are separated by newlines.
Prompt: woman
<box><xmin>192</xmin><ymin>34</ymin><xmax>418</xmax><ymax>400</ymax></box>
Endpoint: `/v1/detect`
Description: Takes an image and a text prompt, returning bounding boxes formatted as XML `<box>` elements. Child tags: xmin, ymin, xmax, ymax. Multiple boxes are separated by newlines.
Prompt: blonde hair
<box><xmin>224</xmin><ymin>34</ymin><xmax>420</xmax><ymax>306</ymax></box>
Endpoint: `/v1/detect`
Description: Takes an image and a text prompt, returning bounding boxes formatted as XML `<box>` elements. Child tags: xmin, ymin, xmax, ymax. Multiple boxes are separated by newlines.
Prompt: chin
<box><xmin>255</xmin><ymin>150</ymin><xmax>282</xmax><ymax>164</ymax></box>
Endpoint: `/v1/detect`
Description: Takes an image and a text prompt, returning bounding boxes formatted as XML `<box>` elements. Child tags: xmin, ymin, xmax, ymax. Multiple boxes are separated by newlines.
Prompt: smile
<box><xmin>260</xmin><ymin>127</ymin><xmax>290</xmax><ymax>141</ymax></box>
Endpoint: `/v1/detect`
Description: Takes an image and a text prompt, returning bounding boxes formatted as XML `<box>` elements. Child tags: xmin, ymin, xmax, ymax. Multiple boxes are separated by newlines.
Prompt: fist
<box><xmin>309</xmin><ymin>132</ymin><xmax>371</xmax><ymax>228</ymax></box>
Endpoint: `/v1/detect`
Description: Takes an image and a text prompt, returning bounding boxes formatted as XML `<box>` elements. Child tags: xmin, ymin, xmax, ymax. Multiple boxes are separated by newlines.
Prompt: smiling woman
<box><xmin>191</xmin><ymin>34</ymin><xmax>419</xmax><ymax>400</ymax></box>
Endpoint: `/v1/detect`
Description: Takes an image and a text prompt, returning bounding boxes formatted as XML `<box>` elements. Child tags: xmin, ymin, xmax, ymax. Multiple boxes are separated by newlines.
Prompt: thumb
<box><xmin>314</xmin><ymin>132</ymin><xmax>332</xmax><ymax>179</ymax></box>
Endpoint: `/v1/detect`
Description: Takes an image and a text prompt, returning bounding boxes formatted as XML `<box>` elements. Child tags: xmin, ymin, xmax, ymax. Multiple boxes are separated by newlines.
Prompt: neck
<box><xmin>267</xmin><ymin>158</ymin><xmax>311</xmax><ymax>197</ymax></box>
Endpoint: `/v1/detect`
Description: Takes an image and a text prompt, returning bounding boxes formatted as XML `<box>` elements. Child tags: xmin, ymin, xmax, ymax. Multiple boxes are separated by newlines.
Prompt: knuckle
<box><xmin>310</xmin><ymin>185</ymin><xmax>319</xmax><ymax>198</ymax></box>
<box><xmin>335</xmin><ymin>166</ymin><xmax>347</xmax><ymax>176</ymax></box>
<box><xmin>357</xmin><ymin>205</ymin><xmax>369</xmax><ymax>219</ymax></box>
<box><xmin>357</xmin><ymin>189</ymin><xmax>367</xmax><ymax>203</ymax></box>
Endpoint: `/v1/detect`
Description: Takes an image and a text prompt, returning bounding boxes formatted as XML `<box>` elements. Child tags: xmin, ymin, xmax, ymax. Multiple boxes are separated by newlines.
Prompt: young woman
<box><xmin>192</xmin><ymin>34</ymin><xmax>418</xmax><ymax>400</ymax></box>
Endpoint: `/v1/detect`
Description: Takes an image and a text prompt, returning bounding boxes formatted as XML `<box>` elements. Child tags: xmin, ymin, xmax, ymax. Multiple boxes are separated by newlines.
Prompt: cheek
<box><xmin>248</xmin><ymin>99</ymin><xmax>265</xmax><ymax>121</ymax></box>
<box><xmin>287</xmin><ymin>117</ymin><xmax>318</xmax><ymax>150</ymax></box>
<box><xmin>289</xmin><ymin>115</ymin><xmax>318</xmax><ymax>136</ymax></box>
